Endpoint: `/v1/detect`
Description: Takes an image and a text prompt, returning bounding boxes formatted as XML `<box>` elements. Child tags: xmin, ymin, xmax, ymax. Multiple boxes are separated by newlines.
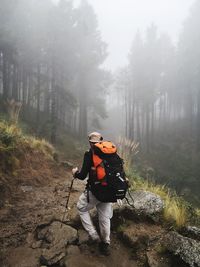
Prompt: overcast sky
<box><xmin>81</xmin><ymin>0</ymin><xmax>195</xmax><ymax>71</ymax></box>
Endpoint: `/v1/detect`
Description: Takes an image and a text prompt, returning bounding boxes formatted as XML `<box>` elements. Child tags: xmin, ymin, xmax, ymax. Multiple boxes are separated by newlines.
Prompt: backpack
<box><xmin>90</xmin><ymin>141</ymin><xmax>128</xmax><ymax>203</ymax></box>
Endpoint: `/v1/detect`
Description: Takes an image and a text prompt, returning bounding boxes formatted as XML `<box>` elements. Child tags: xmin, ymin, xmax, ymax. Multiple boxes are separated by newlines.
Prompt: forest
<box><xmin>0</xmin><ymin>0</ymin><xmax>200</xmax><ymax>206</ymax></box>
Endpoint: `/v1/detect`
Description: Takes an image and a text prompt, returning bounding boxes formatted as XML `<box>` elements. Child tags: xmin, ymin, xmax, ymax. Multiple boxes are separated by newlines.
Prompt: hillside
<box><xmin>0</xmin><ymin>121</ymin><xmax>200</xmax><ymax>267</ymax></box>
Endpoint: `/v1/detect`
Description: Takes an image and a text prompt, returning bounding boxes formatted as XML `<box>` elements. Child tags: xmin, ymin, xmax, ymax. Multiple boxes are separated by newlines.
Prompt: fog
<box><xmin>77</xmin><ymin>0</ymin><xmax>195</xmax><ymax>70</ymax></box>
<box><xmin>0</xmin><ymin>0</ymin><xmax>200</xmax><ymax>204</ymax></box>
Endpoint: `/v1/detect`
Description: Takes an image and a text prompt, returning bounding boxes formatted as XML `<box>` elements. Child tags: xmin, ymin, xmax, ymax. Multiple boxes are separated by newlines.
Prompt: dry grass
<box><xmin>26</xmin><ymin>136</ymin><xmax>55</xmax><ymax>158</ymax></box>
<box><xmin>163</xmin><ymin>196</ymin><xmax>188</xmax><ymax>227</ymax></box>
<box><xmin>131</xmin><ymin>175</ymin><xmax>188</xmax><ymax>227</ymax></box>
<box><xmin>118</xmin><ymin>136</ymin><xmax>188</xmax><ymax>228</ymax></box>
<box><xmin>117</xmin><ymin>136</ymin><xmax>139</xmax><ymax>170</ymax></box>
<box><xmin>0</xmin><ymin>120</ymin><xmax>54</xmax><ymax>158</ymax></box>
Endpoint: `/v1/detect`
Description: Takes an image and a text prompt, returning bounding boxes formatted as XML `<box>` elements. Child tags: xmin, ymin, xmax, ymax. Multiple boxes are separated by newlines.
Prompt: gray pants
<box><xmin>77</xmin><ymin>190</ymin><xmax>113</xmax><ymax>244</ymax></box>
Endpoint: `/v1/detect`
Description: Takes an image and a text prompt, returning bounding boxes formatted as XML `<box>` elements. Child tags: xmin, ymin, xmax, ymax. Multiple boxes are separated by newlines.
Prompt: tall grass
<box><xmin>117</xmin><ymin>136</ymin><xmax>139</xmax><ymax>170</ymax></box>
<box><xmin>26</xmin><ymin>136</ymin><xmax>55</xmax><ymax>158</ymax></box>
<box><xmin>118</xmin><ymin>136</ymin><xmax>190</xmax><ymax>228</ymax></box>
<box><xmin>0</xmin><ymin>120</ymin><xmax>54</xmax><ymax>158</ymax></box>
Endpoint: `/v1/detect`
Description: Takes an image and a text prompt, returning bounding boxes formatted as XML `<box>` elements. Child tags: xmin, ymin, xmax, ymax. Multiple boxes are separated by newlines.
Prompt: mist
<box><xmin>81</xmin><ymin>0</ymin><xmax>195</xmax><ymax>70</ymax></box>
<box><xmin>0</xmin><ymin>0</ymin><xmax>200</xmax><ymax>204</ymax></box>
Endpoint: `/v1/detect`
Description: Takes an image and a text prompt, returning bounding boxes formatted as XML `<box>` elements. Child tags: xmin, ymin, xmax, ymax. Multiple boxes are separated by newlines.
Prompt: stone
<box><xmin>147</xmin><ymin>251</ymin><xmax>171</xmax><ymax>267</ymax></box>
<box><xmin>60</xmin><ymin>161</ymin><xmax>73</xmax><ymax>168</ymax></box>
<box><xmin>164</xmin><ymin>231</ymin><xmax>200</xmax><ymax>267</ymax></box>
<box><xmin>32</xmin><ymin>240</ymin><xmax>42</xmax><ymax>249</ymax></box>
<box><xmin>124</xmin><ymin>190</ymin><xmax>164</xmax><ymax>221</ymax></box>
<box><xmin>184</xmin><ymin>226</ymin><xmax>200</xmax><ymax>241</ymax></box>
<box><xmin>39</xmin><ymin>221</ymin><xmax>78</xmax><ymax>265</ymax></box>
<box><xmin>78</xmin><ymin>229</ymin><xmax>90</xmax><ymax>245</ymax></box>
<box><xmin>67</xmin><ymin>245</ymin><xmax>81</xmax><ymax>256</ymax></box>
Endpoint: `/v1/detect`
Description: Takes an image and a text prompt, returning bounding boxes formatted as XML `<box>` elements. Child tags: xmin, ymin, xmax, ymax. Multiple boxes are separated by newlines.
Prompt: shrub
<box><xmin>0</xmin><ymin>121</ymin><xmax>22</xmax><ymax>151</ymax></box>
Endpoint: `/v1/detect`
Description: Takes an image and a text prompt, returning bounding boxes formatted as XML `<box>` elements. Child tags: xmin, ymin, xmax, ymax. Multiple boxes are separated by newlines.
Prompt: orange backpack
<box><xmin>92</xmin><ymin>141</ymin><xmax>117</xmax><ymax>184</ymax></box>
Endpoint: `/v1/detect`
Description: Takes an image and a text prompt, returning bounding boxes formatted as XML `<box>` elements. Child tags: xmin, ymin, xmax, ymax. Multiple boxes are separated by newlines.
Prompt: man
<box><xmin>72</xmin><ymin>132</ymin><xmax>112</xmax><ymax>256</ymax></box>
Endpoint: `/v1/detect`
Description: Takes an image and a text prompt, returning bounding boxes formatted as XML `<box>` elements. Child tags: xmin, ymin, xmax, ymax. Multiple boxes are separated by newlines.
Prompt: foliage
<box><xmin>0</xmin><ymin>120</ymin><xmax>22</xmax><ymax>151</ymax></box>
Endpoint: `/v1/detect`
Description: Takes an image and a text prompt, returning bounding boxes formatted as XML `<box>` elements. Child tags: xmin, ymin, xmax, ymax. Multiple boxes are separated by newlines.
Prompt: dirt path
<box><xmin>0</xmin><ymin>164</ymin><xmax>139</xmax><ymax>267</ymax></box>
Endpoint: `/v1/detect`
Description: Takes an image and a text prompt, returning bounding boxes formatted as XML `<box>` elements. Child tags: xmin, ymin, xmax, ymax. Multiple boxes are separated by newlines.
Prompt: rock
<box><xmin>20</xmin><ymin>185</ymin><xmax>33</xmax><ymax>192</ymax></box>
<box><xmin>66</xmin><ymin>245</ymin><xmax>81</xmax><ymax>256</ymax></box>
<box><xmin>183</xmin><ymin>226</ymin><xmax>200</xmax><ymax>241</ymax></box>
<box><xmin>147</xmin><ymin>251</ymin><xmax>171</xmax><ymax>267</ymax></box>
<box><xmin>120</xmin><ymin>227</ymin><xmax>149</xmax><ymax>249</ymax></box>
<box><xmin>39</xmin><ymin>221</ymin><xmax>78</xmax><ymax>265</ymax></box>
<box><xmin>117</xmin><ymin>221</ymin><xmax>165</xmax><ymax>261</ymax></box>
<box><xmin>164</xmin><ymin>231</ymin><xmax>200</xmax><ymax>267</ymax></box>
<box><xmin>60</xmin><ymin>161</ymin><xmax>73</xmax><ymax>168</ymax></box>
<box><xmin>123</xmin><ymin>190</ymin><xmax>164</xmax><ymax>222</ymax></box>
<box><xmin>32</xmin><ymin>240</ymin><xmax>42</xmax><ymax>249</ymax></box>
<box><xmin>78</xmin><ymin>229</ymin><xmax>90</xmax><ymax>245</ymax></box>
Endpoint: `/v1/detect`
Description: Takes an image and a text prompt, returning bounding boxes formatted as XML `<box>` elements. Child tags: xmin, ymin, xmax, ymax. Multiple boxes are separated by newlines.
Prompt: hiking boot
<box><xmin>99</xmin><ymin>241</ymin><xmax>110</xmax><ymax>256</ymax></box>
<box><xmin>87</xmin><ymin>234</ymin><xmax>100</xmax><ymax>245</ymax></box>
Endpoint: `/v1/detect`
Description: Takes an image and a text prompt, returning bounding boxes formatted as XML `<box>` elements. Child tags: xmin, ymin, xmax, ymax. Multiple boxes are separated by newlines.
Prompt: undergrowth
<box><xmin>118</xmin><ymin>137</ymin><xmax>200</xmax><ymax>228</ymax></box>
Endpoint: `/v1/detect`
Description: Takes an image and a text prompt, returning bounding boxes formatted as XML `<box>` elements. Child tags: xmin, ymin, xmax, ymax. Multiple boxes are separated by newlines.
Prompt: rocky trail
<box><xmin>0</xmin><ymin>157</ymin><xmax>200</xmax><ymax>267</ymax></box>
<box><xmin>0</xmin><ymin>163</ymin><xmax>137</xmax><ymax>267</ymax></box>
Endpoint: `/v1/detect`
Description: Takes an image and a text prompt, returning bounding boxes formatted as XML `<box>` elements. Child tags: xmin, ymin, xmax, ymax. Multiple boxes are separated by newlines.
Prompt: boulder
<box><xmin>164</xmin><ymin>231</ymin><xmax>200</xmax><ymax>267</ymax></box>
<box><xmin>122</xmin><ymin>190</ymin><xmax>164</xmax><ymax>222</ymax></box>
<box><xmin>117</xmin><ymin>222</ymin><xmax>164</xmax><ymax>250</ymax></box>
<box><xmin>147</xmin><ymin>251</ymin><xmax>171</xmax><ymax>267</ymax></box>
<box><xmin>183</xmin><ymin>226</ymin><xmax>200</xmax><ymax>241</ymax></box>
<box><xmin>39</xmin><ymin>221</ymin><xmax>77</xmax><ymax>265</ymax></box>
<box><xmin>78</xmin><ymin>229</ymin><xmax>90</xmax><ymax>245</ymax></box>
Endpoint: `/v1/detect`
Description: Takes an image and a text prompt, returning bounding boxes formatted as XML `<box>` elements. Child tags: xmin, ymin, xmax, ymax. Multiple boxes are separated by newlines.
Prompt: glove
<box><xmin>72</xmin><ymin>167</ymin><xmax>78</xmax><ymax>177</ymax></box>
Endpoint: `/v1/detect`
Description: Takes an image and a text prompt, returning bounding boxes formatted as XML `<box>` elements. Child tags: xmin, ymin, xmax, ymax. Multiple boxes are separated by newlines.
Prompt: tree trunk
<box><xmin>51</xmin><ymin>64</ymin><xmax>57</xmax><ymax>144</ymax></box>
<box><xmin>36</xmin><ymin>63</ymin><xmax>41</xmax><ymax>129</ymax></box>
<box><xmin>2</xmin><ymin>53</ymin><xmax>9</xmax><ymax>101</ymax></box>
<box><xmin>136</xmin><ymin>102</ymin><xmax>141</xmax><ymax>143</ymax></box>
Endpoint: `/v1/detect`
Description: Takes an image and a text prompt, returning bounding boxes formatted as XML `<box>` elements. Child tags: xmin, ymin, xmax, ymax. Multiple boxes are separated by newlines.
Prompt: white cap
<box><xmin>88</xmin><ymin>132</ymin><xmax>103</xmax><ymax>143</ymax></box>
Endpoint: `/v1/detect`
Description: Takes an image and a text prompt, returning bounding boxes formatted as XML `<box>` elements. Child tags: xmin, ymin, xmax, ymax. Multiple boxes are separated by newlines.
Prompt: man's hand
<box><xmin>72</xmin><ymin>167</ymin><xmax>78</xmax><ymax>177</ymax></box>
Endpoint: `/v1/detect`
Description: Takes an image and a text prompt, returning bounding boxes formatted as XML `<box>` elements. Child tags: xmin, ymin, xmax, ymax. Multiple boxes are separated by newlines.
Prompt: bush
<box><xmin>0</xmin><ymin>121</ymin><xmax>22</xmax><ymax>151</ymax></box>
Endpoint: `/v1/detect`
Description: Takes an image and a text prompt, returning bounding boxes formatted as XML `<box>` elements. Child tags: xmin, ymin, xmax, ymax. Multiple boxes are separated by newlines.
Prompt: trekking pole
<box><xmin>61</xmin><ymin>177</ymin><xmax>75</xmax><ymax>227</ymax></box>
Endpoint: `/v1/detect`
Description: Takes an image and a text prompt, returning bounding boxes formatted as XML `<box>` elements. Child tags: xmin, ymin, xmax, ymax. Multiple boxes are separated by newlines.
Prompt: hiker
<box><xmin>72</xmin><ymin>132</ymin><xmax>112</xmax><ymax>255</ymax></box>
<box><xmin>72</xmin><ymin>132</ymin><xmax>128</xmax><ymax>256</ymax></box>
